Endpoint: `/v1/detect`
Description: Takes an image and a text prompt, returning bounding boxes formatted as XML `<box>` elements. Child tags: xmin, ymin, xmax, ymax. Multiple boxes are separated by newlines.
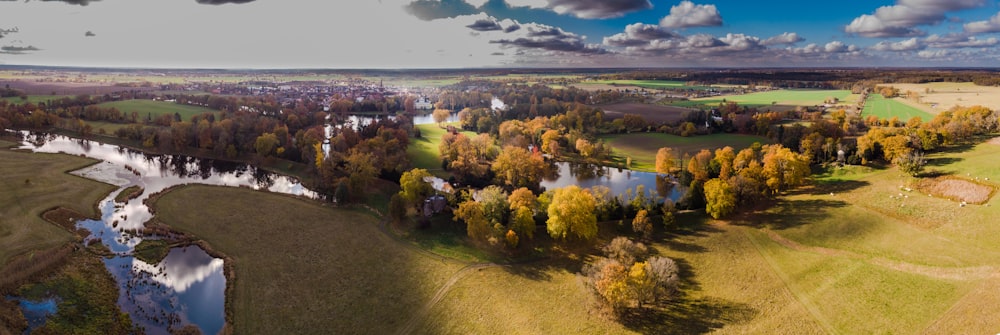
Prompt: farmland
<box><xmin>678</xmin><ymin>89</ymin><xmax>857</xmax><ymax>109</ymax></box>
<box><xmin>862</xmin><ymin>94</ymin><xmax>934</xmax><ymax>121</ymax></box>
<box><xmin>0</xmin><ymin>95</ymin><xmax>73</xmax><ymax>105</ymax></box>
<box><xmin>886</xmin><ymin>82</ymin><xmax>1000</xmax><ymax>112</ymax></box>
<box><xmin>601</xmin><ymin>132</ymin><xmax>770</xmax><ymax>172</ymax></box>
<box><xmin>93</xmin><ymin>99</ymin><xmax>220</xmax><ymax>121</ymax></box>
<box><xmin>597</xmin><ymin>102</ymin><xmax>696</xmax><ymax>124</ymax></box>
<box><xmin>574</xmin><ymin>79</ymin><xmax>715</xmax><ymax>92</ymax></box>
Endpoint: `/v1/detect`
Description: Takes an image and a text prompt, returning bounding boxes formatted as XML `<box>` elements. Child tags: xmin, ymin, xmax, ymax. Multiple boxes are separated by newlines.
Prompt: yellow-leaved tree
<box><xmin>546</xmin><ymin>185</ymin><xmax>597</xmax><ymax>242</ymax></box>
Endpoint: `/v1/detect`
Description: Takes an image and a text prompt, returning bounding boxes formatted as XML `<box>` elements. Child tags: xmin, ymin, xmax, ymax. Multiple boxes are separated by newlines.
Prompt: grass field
<box><xmin>0</xmin><ymin>139</ymin><xmax>116</xmax><ymax>269</ymax></box>
<box><xmin>150</xmin><ymin>185</ymin><xmax>465</xmax><ymax>334</ymax></box>
<box><xmin>576</xmin><ymin>80</ymin><xmax>714</xmax><ymax>91</ymax></box>
<box><xmin>862</xmin><ymin>94</ymin><xmax>934</xmax><ymax>121</ymax></box>
<box><xmin>407</xmin><ymin>122</ymin><xmax>477</xmax><ymax>178</ymax></box>
<box><xmin>94</xmin><ymin>99</ymin><xmax>220</xmax><ymax>121</ymax></box>
<box><xmin>677</xmin><ymin>89</ymin><xmax>856</xmax><ymax>109</ymax></box>
<box><xmin>0</xmin><ymin>95</ymin><xmax>73</xmax><ymax>105</ymax></box>
<box><xmin>601</xmin><ymin>132</ymin><xmax>770</xmax><ymax>172</ymax></box>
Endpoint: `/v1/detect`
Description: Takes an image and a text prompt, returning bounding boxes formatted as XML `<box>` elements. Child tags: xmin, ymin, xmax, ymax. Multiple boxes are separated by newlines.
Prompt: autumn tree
<box><xmin>454</xmin><ymin>200</ymin><xmax>491</xmax><ymax>242</ymax></box>
<box><xmin>546</xmin><ymin>185</ymin><xmax>597</xmax><ymax>242</ymax></box>
<box><xmin>541</xmin><ymin>129</ymin><xmax>562</xmax><ymax>156</ymax></box>
<box><xmin>632</xmin><ymin>209</ymin><xmax>653</xmax><ymax>240</ymax></box>
<box><xmin>762</xmin><ymin>145</ymin><xmax>810</xmax><ymax>195</ymax></box>
<box><xmin>655</xmin><ymin>147</ymin><xmax>676</xmax><ymax>175</ymax></box>
<box><xmin>254</xmin><ymin>132</ymin><xmax>279</xmax><ymax>157</ymax></box>
<box><xmin>432</xmin><ymin>108</ymin><xmax>451</xmax><ymax>127</ymax></box>
<box><xmin>894</xmin><ymin>151</ymin><xmax>926</xmax><ymax>176</ymax></box>
<box><xmin>389</xmin><ymin>193</ymin><xmax>407</xmax><ymax>223</ymax></box>
<box><xmin>704</xmin><ymin>178</ymin><xmax>736</xmax><ymax>219</ymax></box>
<box><xmin>687</xmin><ymin>149</ymin><xmax>713</xmax><ymax>182</ymax></box>
<box><xmin>713</xmin><ymin>146</ymin><xmax>735</xmax><ymax>180</ymax></box>
<box><xmin>477</xmin><ymin>185</ymin><xmax>509</xmax><ymax>226</ymax></box>
<box><xmin>492</xmin><ymin>146</ymin><xmax>546</xmax><ymax>190</ymax></box>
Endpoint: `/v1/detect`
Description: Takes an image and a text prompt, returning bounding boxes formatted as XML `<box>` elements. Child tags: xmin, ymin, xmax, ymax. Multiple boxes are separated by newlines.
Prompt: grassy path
<box><xmin>395</xmin><ymin>263</ymin><xmax>504</xmax><ymax>335</ymax></box>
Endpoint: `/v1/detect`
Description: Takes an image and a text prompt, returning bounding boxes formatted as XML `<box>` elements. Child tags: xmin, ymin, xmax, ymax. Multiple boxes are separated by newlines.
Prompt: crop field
<box><xmin>0</xmin><ymin>139</ymin><xmax>115</xmax><ymax>272</ymax></box>
<box><xmin>94</xmin><ymin>99</ymin><xmax>220</xmax><ymax>121</ymax></box>
<box><xmin>679</xmin><ymin>89</ymin><xmax>856</xmax><ymax>109</ymax></box>
<box><xmin>601</xmin><ymin>132</ymin><xmax>770</xmax><ymax>172</ymax></box>
<box><xmin>862</xmin><ymin>94</ymin><xmax>933</xmax><ymax>121</ymax></box>
<box><xmin>886</xmin><ymin>82</ymin><xmax>1000</xmax><ymax>112</ymax></box>
<box><xmin>574</xmin><ymin>80</ymin><xmax>714</xmax><ymax>91</ymax></box>
<box><xmin>597</xmin><ymin>102</ymin><xmax>696</xmax><ymax>124</ymax></box>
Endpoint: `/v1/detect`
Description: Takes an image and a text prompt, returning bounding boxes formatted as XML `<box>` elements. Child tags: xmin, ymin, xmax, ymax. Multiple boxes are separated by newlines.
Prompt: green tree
<box><xmin>894</xmin><ymin>151</ymin><xmax>926</xmax><ymax>176</ymax></box>
<box><xmin>509</xmin><ymin>206</ymin><xmax>536</xmax><ymax>240</ymax></box>
<box><xmin>478</xmin><ymin>185</ymin><xmax>509</xmax><ymax>226</ymax></box>
<box><xmin>254</xmin><ymin>132</ymin><xmax>279</xmax><ymax>157</ymax></box>
<box><xmin>399</xmin><ymin>168</ymin><xmax>434</xmax><ymax>209</ymax></box>
<box><xmin>546</xmin><ymin>185</ymin><xmax>597</xmax><ymax>242</ymax></box>
<box><xmin>704</xmin><ymin>178</ymin><xmax>737</xmax><ymax>219</ymax></box>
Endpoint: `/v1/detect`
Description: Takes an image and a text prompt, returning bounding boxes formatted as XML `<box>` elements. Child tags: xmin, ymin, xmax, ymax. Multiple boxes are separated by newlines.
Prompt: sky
<box><xmin>1</xmin><ymin>0</ymin><xmax>1000</xmax><ymax>68</ymax></box>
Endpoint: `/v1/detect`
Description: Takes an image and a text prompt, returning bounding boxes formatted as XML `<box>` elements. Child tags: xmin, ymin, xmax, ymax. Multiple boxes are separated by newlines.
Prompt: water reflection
<box><xmin>540</xmin><ymin>162</ymin><xmax>686</xmax><ymax>202</ymax></box>
<box><xmin>15</xmin><ymin>131</ymin><xmax>317</xmax><ymax>335</ymax></box>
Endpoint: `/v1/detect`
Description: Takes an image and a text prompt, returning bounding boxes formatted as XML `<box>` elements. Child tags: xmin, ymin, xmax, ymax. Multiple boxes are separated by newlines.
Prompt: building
<box><xmin>415</xmin><ymin>96</ymin><xmax>433</xmax><ymax>110</ymax></box>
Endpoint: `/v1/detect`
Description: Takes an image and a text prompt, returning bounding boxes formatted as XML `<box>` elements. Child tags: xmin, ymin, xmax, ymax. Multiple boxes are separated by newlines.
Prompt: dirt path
<box><xmin>395</xmin><ymin>263</ymin><xmax>504</xmax><ymax>335</ymax></box>
<box><xmin>763</xmin><ymin>229</ymin><xmax>997</xmax><ymax>281</ymax></box>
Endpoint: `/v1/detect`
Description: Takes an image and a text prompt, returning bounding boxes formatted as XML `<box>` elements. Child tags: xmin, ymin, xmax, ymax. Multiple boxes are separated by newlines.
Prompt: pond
<box><xmin>13</xmin><ymin>131</ymin><xmax>317</xmax><ymax>335</ymax></box>
<box><xmin>541</xmin><ymin>161</ymin><xmax>686</xmax><ymax>203</ymax></box>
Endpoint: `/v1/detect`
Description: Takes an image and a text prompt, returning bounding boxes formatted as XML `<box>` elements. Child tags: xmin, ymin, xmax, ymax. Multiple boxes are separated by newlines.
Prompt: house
<box><xmin>415</xmin><ymin>96</ymin><xmax>433</xmax><ymax>109</ymax></box>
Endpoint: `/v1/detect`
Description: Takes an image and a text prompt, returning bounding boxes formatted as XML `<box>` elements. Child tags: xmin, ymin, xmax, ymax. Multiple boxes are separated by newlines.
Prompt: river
<box><xmin>12</xmin><ymin>131</ymin><xmax>316</xmax><ymax>335</ymax></box>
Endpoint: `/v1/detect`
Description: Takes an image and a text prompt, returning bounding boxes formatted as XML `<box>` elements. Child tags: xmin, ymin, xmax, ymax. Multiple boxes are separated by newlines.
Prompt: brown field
<box><xmin>0</xmin><ymin>80</ymin><xmax>155</xmax><ymax>95</ymax></box>
<box><xmin>883</xmin><ymin>82</ymin><xmax>1000</xmax><ymax>114</ymax></box>
<box><xmin>918</xmin><ymin>177</ymin><xmax>994</xmax><ymax>204</ymax></box>
<box><xmin>595</xmin><ymin>103</ymin><xmax>696</xmax><ymax>124</ymax></box>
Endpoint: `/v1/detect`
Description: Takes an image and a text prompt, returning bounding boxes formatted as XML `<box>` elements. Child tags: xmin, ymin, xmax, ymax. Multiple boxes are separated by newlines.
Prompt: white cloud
<box><xmin>659</xmin><ymin>1</ymin><xmax>723</xmax><ymax>29</ymax></box>
<box><xmin>464</xmin><ymin>0</ymin><xmax>489</xmax><ymax>8</ymax></box>
<box><xmin>762</xmin><ymin>32</ymin><xmax>804</xmax><ymax>46</ymax></box>
<box><xmin>845</xmin><ymin>0</ymin><xmax>986</xmax><ymax>37</ymax></box>
<box><xmin>871</xmin><ymin>37</ymin><xmax>924</xmax><ymax>51</ymax></box>
<box><xmin>964</xmin><ymin>11</ymin><xmax>1000</xmax><ymax>34</ymax></box>
<box><xmin>504</xmin><ymin>0</ymin><xmax>651</xmax><ymax>19</ymax></box>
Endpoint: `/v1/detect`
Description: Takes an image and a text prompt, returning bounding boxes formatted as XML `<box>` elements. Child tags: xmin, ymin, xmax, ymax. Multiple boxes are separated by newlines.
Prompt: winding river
<box><xmin>13</xmin><ymin>131</ymin><xmax>316</xmax><ymax>335</ymax></box>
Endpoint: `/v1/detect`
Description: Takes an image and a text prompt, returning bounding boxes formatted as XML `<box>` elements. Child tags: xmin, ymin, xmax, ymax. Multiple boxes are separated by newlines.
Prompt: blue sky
<box><xmin>1</xmin><ymin>0</ymin><xmax>999</xmax><ymax>68</ymax></box>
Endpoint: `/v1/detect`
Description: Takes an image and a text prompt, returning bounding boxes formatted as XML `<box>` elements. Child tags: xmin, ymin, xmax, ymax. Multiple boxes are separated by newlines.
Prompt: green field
<box><xmin>602</xmin><ymin>132</ymin><xmax>770</xmax><ymax>172</ymax></box>
<box><xmin>94</xmin><ymin>99</ymin><xmax>220</xmax><ymax>121</ymax></box>
<box><xmin>862</xmin><ymin>94</ymin><xmax>934</xmax><ymax>121</ymax></box>
<box><xmin>407</xmin><ymin>122</ymin><xmax>477</xmax><ymax>178</ymax></box>
<box><xmin>677</xmin><ymin>89</ymin><xmax>856</xmax><ymax>108</ymax></box>
<box><xmin>580</xmin><ymin>80</ymin><xmax>714</xmax><ymax>91</ymax></box>
<box><xmin>0</xmin><ymin>95</ymin><xmax>74</xmax><ymax>105</ymax></box>
<box><xmin>0</xmin><ymin>139</ymin><xmax>115</xmax><ymax>269</ymax></box>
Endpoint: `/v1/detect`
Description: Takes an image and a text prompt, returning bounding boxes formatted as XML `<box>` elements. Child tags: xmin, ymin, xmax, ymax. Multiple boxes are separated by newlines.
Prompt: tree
<box><xmin>507</xmin><ymin>187</ymin><xmax>538</xmax><ymax>212</ymax></box>
<box><xmin>594</xmin><ymin>260</ymin><xmax>631</xmax><ymax>310</ymax></box>
<box><xmin>604</xmin><ymin>237</ymin><xmax>647</xmax><ymax>265</ymax></box>
<box><xmin>645</xmin><ymin>256</ymin><xmax>680</xmax><ymax>300</ymax></box>
<box><xmin>655</xmin><ymin>147</ymin><xmax>676</xmax><ymax>175</ymax></box>
<box><xmin>389</xmin><ymin>193</ymin><xmax>407</xmax><ymax>223</ymax></box>
<box><xmin>505</xmin><ymin>230</ymin><xmax>519</xmax><ymax>248</ymax></box>
<box><xmin>704</xmin><ymin>178</ymin><xmax>737</xmax><ymax>219</ymax></box>
<box><xmin>541</xmin><ymin>129</ymin><xmax>562</xmax><ymax>156</ymax></box>
<box><xmin>399</xmin><ymin>168</ymin><xmax>434</xmax><ymax>209</ymax></box>
<box><xmin>432</xmin><ymin>108</ymin><xmax>451</xmax><ymax>127</ymax></box>
<box><xmin>713</xmin><ymin>146</ymin><xmax>736</xmax><ymax>180</ymax></box>
<box><xmin>632</xmin><ymin>209</ymin><xmax>653</xmax><ymax>240</ymax></box>
<box><xmin>575</xmin><ymin>138</ymin><xmax>594</xmax><ymax>158</ymax></box>
<box><xmin>894</xmin><ymin>151</ymin><xmax>926</xmax><ymax>176</ymax></box>
<box><xmin>254</xmin><ymin>132</ymin><xmax>279</xmax><ymax>157</ymax></box>
<box><xmin>761</xmin><ymin>145</ymin><xmax>809</xmax><ymax>194</ymax></box>
<box><xmin>546</xmin><ymin>185</ymin><xmax>597</xmax><ymax>242</ymax></box>
<box><xmin>477</xmin><ymin>185</ymin><xmax>509</xmax><ymax>226</ymax></box>
<box><xmin>455</xmin><ymin>200</ymin><xmax>491</xmax><ymax>241</ymax></box>
<box><xmin>492</xmin><ymin>146</ymin><xmax>546</xmax><ymax>190</ymax></box>
<box><xmin>344</xmin><ymin>150</ymin><xmax>377</xmax><ymax>202</ymax></box>
<box><xmin>509</xmin><ymin>206</ymin><xmax>535</xmax><ymax>240</ymax></box>
<box><xmin>687</xmin><ymin>149</ymin><xmax>713</xmax><ymax>182</ymax></box>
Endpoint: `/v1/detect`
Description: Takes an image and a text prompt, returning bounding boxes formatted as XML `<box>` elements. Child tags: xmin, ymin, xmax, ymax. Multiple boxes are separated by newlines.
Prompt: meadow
<box><xmin>601</xmin><ymin>132</ymin><xmax>770</xmax><ymax>172</ymax></box>
<box><xmin>94</xmin><ymin>99</ymin><xmax>220</xmax><ymax>121</ymax></box>
<box><xmin>407</xmin><ymin>122</ymin><xmax>477</xmax><ymax>178</ymax></box>
<box><xmin>0</xmin><ymin>95</ymin><xmax>73</xmax><ymax>105</ymax></box>
<box><xmin>678</xmin><ymin>89</ymin><xmax>856</xmax><ymax>109</ymax></box>
<box><xmin>0</xmin><ymin>139</ymin><xmax>115</xmax><ymax>270</ymax></box>
<box><xmin>862</xmin><ymin>94</ymin><xmax>933</xmax><ymax>121</ymax></box>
